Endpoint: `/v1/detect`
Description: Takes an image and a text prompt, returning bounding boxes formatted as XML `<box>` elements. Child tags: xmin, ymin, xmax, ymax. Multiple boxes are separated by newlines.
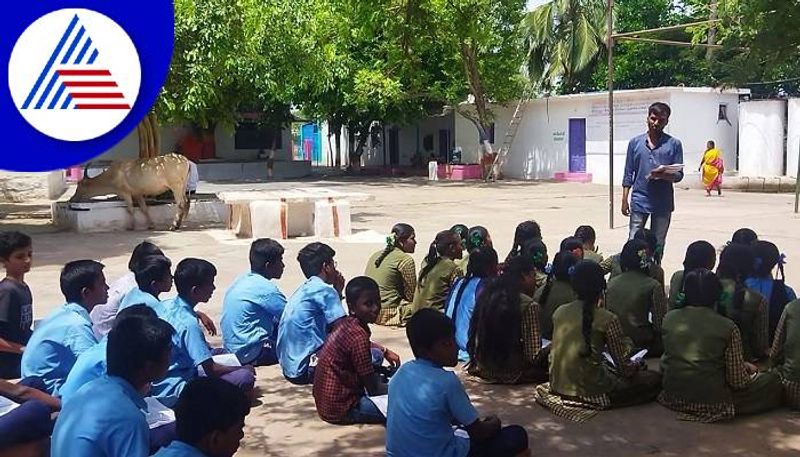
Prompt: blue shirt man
<box><xmin>20</xmin><ymin>302</ymin><xmax>98</xmax><ymax>395</ymax></box>
<box><xmin>221</xmin><ymin>272</ymin><xmax>286</xmax><ymax>365</ymax></box>
<box><xmin>152</xmin><ymin>295</ymin><xmax>212</xmax><ymax>406</ymax></box>
<box><xmin>622</xmin><ymin>102</ymin><xmax>683</xmax><ymax>254</ymax></box>
<box><xmin>51</xmin><ymin>375</ymin><xmax>150</xmax><ymax>457</ymax></box>
<box><xmin>58</xmin><ymin>337</ymin><xmax>107</xmax><ymax>402</ymax></box>
<box><xmin>120</xmin><ymin>286</ymin><xmax>166</xmax><ymax>316</ymax></box>
<box><xmin>276</xmin><ymin>276</ymin><xmax>346</xmax><ymax>383</ymax></box>
<box><xmin>386</xmin><ymin>358</ymin><xmax>480</xmax><ymax>457</ymax></box>
<box><xmin>153</xmin><ymin>440</ymin><xmax>207</xmax><ymax>457</ymax></box>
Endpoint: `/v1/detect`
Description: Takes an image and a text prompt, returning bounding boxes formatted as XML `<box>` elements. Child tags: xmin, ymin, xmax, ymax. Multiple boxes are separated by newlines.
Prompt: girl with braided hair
<box><xmin>536</xmin><ymin>260</ymin><xmax>661</xmax><ymax>420</ymax></box>
<box><xmin>409</xmin><ymin>230</ymin><xmax>463</xmax><ymax>320</ymax></box>
<box><xmin>505</xmin><ymin>220</ymin><xmax>542</xmax><ymax>263</ymax></box>
<box><xmin>457</xmin><ymin>226</ymin><xmax>492</xmax><ymax>271</ymax></box>
<box><xmin>534</xmin><ymin>251</ymin><xmax>579</xmax><ymax>340</ymax></box>
<box><xmin>667</xmin><ymin>240</ymin><xmax>716</xmax><ymax>310</ymax></box>
<box><xmin>521</xmin><ymin>238</ymin><xmax>549</xmax><ymax>289</ymax></box>
<box><xmin>364</xmin><ymin>223</ymin><xmax>417</xmax><ymax>326</ymax></box>
<box><xmin>746</xmin><ymin>240</ymin><xmax>797</xmax><ymax>342</ymax></box>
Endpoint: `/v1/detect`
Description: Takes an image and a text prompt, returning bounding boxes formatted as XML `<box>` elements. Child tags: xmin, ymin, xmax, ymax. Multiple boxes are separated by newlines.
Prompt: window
<box><xmin>718</xmin><ymin>104</ymin><xmax>731</xmax><ymax>126</ymax></box>
<box><xmin>234</xmin><ymin>121</ymin><xmax>283</xmax><ymax>149</ymax></box>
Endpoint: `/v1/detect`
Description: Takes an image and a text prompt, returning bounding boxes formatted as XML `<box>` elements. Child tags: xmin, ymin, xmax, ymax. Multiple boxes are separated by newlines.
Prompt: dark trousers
<box><xmin>468</xmin><ymin>425</ymin><xmax>529</xmax><ymax>457</ymax></box>
<box><xmin>0</xmin><ymin>400</ymin><xmax>52</xmax><ymax>449</ymax></box>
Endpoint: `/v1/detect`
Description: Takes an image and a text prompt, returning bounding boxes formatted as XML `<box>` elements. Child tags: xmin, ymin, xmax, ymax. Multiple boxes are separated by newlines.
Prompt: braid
<box><xmin>418</xmin><ymin>242</ymin><xmax>440</xmax><ymax>282</ymax></box>
<box><xmin>539</xmin><ymin>271</ymin><xmax>555</xmax><ymax>307</ymax></box>
<box><xmin>375</xmin><ymin>223</ymin><xmax>414</xmax><ymax>268</ymax></box>
<box><xmin>570</xmin><ymin>261</ymin><xmax>605</xmax><ymax>358</ymax></box>
<box><xmin>729</xmin><ymin>273</ymin><xmax>746</xmax><ymax>328</ymax></box>
<box><xmin>580</xmin><ymin>298</ymin><xmax>596</xmax><ymax>358</ymax></box>
<box><xmin>769</xmin><ymin>260</ymin><xmax>789</xmax><ymax>339</ymax></box>
<box><xmin>374</xmin><ymin>242</ymin><xmax>395</xmax><ymax>268</ymax></box>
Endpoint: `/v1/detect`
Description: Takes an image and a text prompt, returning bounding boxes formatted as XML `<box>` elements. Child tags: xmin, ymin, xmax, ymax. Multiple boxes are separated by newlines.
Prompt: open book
<box><xmin>144</xmin><ymin>397</ymin><xmax>176</xmax><ymax>430</ymax></box>
<box><xmin>197</xmin><ymin>353</ymin><xmax>241</xmax><ymax>377</ymax></box>
<box><xmin>603</xmin><ymin>349</ymin><xmax>648</xmax><ymax>368</ymax></box>
<box><xmin>367</xmin><ymin>394</ymin><xmax>388</xmax><ymax>417</ymax></box>
<box><xmin>650</xmin><ymin>164</ymin><xmax>684</xmax><ymax>176</ymax></box>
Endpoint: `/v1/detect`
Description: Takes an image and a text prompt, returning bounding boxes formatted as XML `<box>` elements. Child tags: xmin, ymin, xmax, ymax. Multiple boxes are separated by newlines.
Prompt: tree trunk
<box><xmin>333</xmin><ymin>123</ymin><xmax>341</xmax><ymax>169</ymax></box>
<box><xmin>137</xmin><ymin>120</ymin><xmax>145</xmax><ymax>159</ymax></box>
<box><xmin>327</xmin><ymin>129</ymin><xmax>334</xmax><ymax>166</ymax></box>
<box><xmin>706</xmin><ymin>2</ymin><xmax>718</xmax><ymax>60</ymax></box>
<box><xmin>149</xmin><ymin>112</ymin><xmax>160</xmax><ymax>156</ymax></box>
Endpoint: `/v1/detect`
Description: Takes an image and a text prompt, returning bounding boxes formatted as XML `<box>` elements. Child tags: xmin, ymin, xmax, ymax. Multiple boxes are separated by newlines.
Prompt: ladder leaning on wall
<box><xmin>487</xmin><ymin>97</ymin><xmax>528</xmax><ymax>182</ymax></box>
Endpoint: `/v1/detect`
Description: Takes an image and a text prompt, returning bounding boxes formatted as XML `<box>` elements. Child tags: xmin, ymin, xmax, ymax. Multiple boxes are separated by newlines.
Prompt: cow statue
<box><xmin>69</xmin><ymin>153</ymin><xmax>192</xmax><ymax>231</ymax></box>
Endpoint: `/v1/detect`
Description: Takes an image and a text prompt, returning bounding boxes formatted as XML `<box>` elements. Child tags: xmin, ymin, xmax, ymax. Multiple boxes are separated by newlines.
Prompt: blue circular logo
<box><xmin>1</xmin><ymin>1</ymin><xmax>173</xmax><ymax>171</ymax></box>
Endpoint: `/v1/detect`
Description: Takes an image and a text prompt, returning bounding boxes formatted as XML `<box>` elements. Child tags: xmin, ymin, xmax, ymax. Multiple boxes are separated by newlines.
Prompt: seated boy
<box><xmin>50</xmin><ymin>313</ymin><xmax>174</xmax><ymax>456</ymax></box>
<box><xmin>0</xmin><ymin>378</ymin><xmax>60</xmax><ymax>454</ymax></box>
<box><xmin>21</xmin><ymin>260</ymin><xmax>107</xmax><ymax>394</ymax></box>
<box><xmin>153</xmin><ymin>377</ymin><xmax>251</xmax><ymax>457</ymax></box>
<box><xmin>59</xmin><ymin>304</ymin><xmax>157</xmax><ymax>402</ymax></box>
<box><xmin>119</xmin><ymin>254</ymin><xmax>173</xmax><ymax>315</ymax></box>
<box><xmin>313</xmin><ymin>277</ymin><xmax>400</xmax><ymax>425</ymax></box>
<box><xmin>386</xmin><ymin>308</ymin><xmax>530</xmax><ymax>457</ymax></box>
<box><xmin>0</xmin><ymin>231</ymin><xmax>33</xmax><ymax>380</ymax></box>
<box><xmin>276</xmin><ymin>243</ymin><xmax>346</xmax><ymax>384</ymax></box>
<box><xmin>153</xmin><ymin>258</ymin><xmax>255</xmax><ymax>407</ymax></box>
<box><xmin>222</xmin><ymin>238</ymin><xmax>287</xmax><ymax>366</ymax></box>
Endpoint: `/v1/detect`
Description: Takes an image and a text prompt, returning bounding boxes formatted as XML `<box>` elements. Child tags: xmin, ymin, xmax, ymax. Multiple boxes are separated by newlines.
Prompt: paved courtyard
<box><xmin>3</xmin><ymin>177</ymin><xmax>800</xmax><ymax>456</ymax></box>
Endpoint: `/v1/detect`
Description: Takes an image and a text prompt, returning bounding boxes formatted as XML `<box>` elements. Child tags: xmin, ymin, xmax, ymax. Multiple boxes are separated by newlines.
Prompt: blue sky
<box><xmin>526</xmin><ymin>0</ymin><xmax>550</xmax><ymax>11</ymax></box>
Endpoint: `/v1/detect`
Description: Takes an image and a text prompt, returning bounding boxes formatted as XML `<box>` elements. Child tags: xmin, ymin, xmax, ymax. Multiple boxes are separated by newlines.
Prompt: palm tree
<box><xmin>522</xmin><ymin>0</ymin><xmax>608</xmax><ymax>92</ymax></box>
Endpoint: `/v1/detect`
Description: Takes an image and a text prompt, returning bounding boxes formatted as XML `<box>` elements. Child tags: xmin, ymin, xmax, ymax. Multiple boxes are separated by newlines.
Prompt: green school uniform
<box><xmin>667</xmin><ymin>270</ymin><xmax>684</xmax><ymax>310</ymax></box>
<box><xmin>584</xmin><ymin>250</ymin><xmax>604</xmax><ymax>264</ymax></box>
<box><xmin>411</xmin><ymin>257</ymin><xmax>461</xmax><ymax>315</ymax></box>
<box><xmin>534</xmin><ymin>279</ymin><xmax>577</xmax><ymax>340</ymax></box>
<box><xmin>769</xmin><ymin>300</ymin><xmax>800</xmax><ymax>409</ymax></box>
<box><xmin>456</xmin><ymin>252</ymin><xmax>469</xmax><ymax>271</ymax></box>
<box><xmin>603</xmin><ymin>254</ymin><xmax>665</xmax><ymax>288</ymax></box>
<box><xmin>718</xmin><ymin>278</ymin><xmax>768</xmax><ymax>361</ymax></box>
<box><xmin>606</xmin><ymin>271</ymin><xmax>666</xmax><ymax>352</ymax></box>
<box><xmin>365</xmin><ymin>247</ymin><xmax>416</xmax><ymax>326</ymax></box>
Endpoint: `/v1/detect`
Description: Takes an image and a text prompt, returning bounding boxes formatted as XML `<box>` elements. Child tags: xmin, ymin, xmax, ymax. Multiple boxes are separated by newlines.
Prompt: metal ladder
<box><xmin>488</xmin><ymin>97</ymin><xmax>528</xmax><ymax>182</ymax></box>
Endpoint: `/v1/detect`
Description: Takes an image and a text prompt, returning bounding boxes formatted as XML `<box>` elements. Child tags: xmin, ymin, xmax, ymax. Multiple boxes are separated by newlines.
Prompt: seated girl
<box><xmin>717</xmin><ymin>244</ymin><xmax>769</xmax><ymax>362</ymax></box>
<box><xmin>535</xmin><ymin>261</ymin><xmax>661</xmax><ymax>421</ymax></box>
<box><xmin>730</xmin><ymin>228</ymin><xmax>758</xmax><ymax>246</ymax></box>
<box><xmin>365</xmin><ymin>223</ymin><xmax>418</xmax><ymax>326</ymax></box>
<box><xmin>444</xmin><ymin>247</ymin><xmax>499</xmax><ymax>362</ymax></box>
<box><xmin>660</xmin><ymin>269</ymin><xmax>782</xmax><ymax>422</ymax></box>
<box><xmin>769</xmin><ymin>298</ymin><xmax>800</xmax><ymax>410</ymax></box>
<box><xmin>668</xmin><ymin>241</ymin><xmax>716</xmax><ymax>309</ymax></box>
<box><xmin>534</xmin><ymin>251</ymin><xmax>579</xmax><ymax>341</ymax></box>
<box><xmin>606</xmin><ymin>239</ymin><xmax>667</xmax><ymax>356</ymax></box>
<box><xmin>601</xmin><ymin>229</ymin><xmax>665</xmax><ymax>288</ymax></box>
<box><xmin>505</xmin><ymin>220</ymin><xmax>542</xmax><ymax>263</ymax></box>
<box><xmin>459</xmin><ymin>226</ymin><xmax>492</xmax><ymax>270</ymax></box>
<box><xmin>410</xmin><ymin>230</ymin><xmax>463</xmax><ymax>317</ymax></box>
<box><xmin>521</xmin><ymin>238</ymin><xmax>549</xmax><ymax>289</ymax></box>
<box><xmin>450</xmin><ymin>224</ymin><xmax>469</xmax><ymax>264</ymax></box>
<box><xmin>466</xmin><ymin>255</ymin><xmax>546</xmax><ymax>384</ymax></box>
<box><xmin>746</xmin><ymin>240</ymin><xmax>797</xmax><ymax>341</ymax></box>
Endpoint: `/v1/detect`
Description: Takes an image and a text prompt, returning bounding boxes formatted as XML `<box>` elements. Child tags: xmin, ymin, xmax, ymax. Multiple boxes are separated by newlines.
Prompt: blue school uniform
<box><xmin>745</xmin><ymin>277</ymin><xmax>797</xmax><ymax>304</ymax></box>
<box><xmin>444</xmin><ymin>277</ymin><xmax>483</xmax><ymax>362</ymax></box>
<box><xmin>119</xmin><ymin>286</ymin><xmax>166</xmax><ymax>316</ymax></box>
<box><xmin>20</xmin><ymin>302</ymin><xmax>97</xmax><ymax>395</ymax></box>
<box><xmin>51</xmin><ymin>375</ymin><xmax>150</xmax><ymax>457</ymax></box>
<box><xmin>153</xmin><ymin>440</ymin><xmax>207</xmax><ymax>456</ymax></box>
<box><xmin>58</xmin><ymin>337</ymin><xmax>108</xmax><ymax>402</ymax></box>
<box><xmin>221</xmin><ymin>272</ymin><xmax>287</xmax><ymax>364</ymax></box>
<box><xmin>276</xmin><ymin>276</ymin><xmax>346</xmax><ymax>380</ymax></box>
<box><xmin>152</xmin><ymin>295</ymin><xmax>212</xmax><ymax>407</ymax></box>
<box><xmin>386</xmin><ymin>358</ymin><xmax>480</xmax><ymax>457</ymax></box>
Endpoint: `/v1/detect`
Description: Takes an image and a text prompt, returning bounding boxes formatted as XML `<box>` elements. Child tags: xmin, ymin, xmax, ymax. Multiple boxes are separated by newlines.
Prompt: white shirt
<box><xmin>187</xmin><ymin>161</ymin><xmax>199</xmax><ymax>192</ymax></box>
<box><xmin>90</xmin><ymin>272</ymin><xmax>137</xmax><ymax>338</ymax></box>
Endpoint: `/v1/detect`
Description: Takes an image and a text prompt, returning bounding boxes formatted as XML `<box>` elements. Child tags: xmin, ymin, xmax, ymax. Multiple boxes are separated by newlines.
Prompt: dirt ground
<box><xmin>3</xmin><ymin>177</ymin><xmax>800</xmax><ymax>456</ymax></box>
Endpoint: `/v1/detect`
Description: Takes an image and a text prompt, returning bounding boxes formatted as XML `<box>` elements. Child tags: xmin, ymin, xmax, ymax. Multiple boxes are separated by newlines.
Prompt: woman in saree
<box><xmin>699</xmin><ymin>140</ymin><xmax>724</xmax><ymax>197</ymax></box>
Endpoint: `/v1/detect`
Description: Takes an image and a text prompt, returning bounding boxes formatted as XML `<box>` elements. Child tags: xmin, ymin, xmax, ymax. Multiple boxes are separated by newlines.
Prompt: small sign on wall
<box><xmin>553</xmin><ymin>131</ymin><xmax>565</xmax><ymax>142</ymax></box>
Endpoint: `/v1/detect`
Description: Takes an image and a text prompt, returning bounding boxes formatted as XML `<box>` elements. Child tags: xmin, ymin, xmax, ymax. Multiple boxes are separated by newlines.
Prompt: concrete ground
<box><xmin>3</xmin><ymin>177</ymin><xmax>800</xmax><ymax>456</ymax></box>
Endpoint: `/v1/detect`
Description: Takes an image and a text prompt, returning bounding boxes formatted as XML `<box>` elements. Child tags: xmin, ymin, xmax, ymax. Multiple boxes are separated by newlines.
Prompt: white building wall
<box><xmin>787</xmin><ymin>98</ymin><xmax>800</xmax><ymax>178</ymax></box>
<box><xmin>739</xmin><ymin>100</ymin><xmax>787</xmax><ymax>176</ymax></box>
<box><xmin>369</xmin><ymin>114</ymin><xmax>456</xmax><ymax>167</ymax></box>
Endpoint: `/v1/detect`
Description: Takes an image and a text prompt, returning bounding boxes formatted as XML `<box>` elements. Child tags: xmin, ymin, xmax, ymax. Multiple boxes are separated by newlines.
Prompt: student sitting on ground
<box><xmin>659</xmin><ymin>268</ymin><xmax>782</xmax><ymax>422</ymax></box>
<box><xmin>0</xmin><ymin>231</ymin><xmax>33</xmax><ymax>380</ymax></box>
<box><xmin>154</xmin><ymin>259</ymin><xmax>255</xmax><ymax>407</ymax></box>
<box><xmin>21</xmin><ymin>260</ymin><xmax>107</xmax><ymax>395</ymax></box>
<box><xmin>153</xmin><ymin>377</ymin><xmax>251</xmax><ymax>457</ymax></box>
<box><xmin>605</xmin><ymin>239</ymin><xmax>667</xmax><ymax>355</ymax></box>
<box><xmin>0</xmin><ymin>377</ymin><xmax>60</xmax><ymax>455</ymax></box>
<box><xmin>222</xmin><ymin>238</ymin><xmax>287</xmax><ymax>366</ymax></box>
<box><xmin>410</xmin><ymin>230</ymin><xmax>463</xmax><ymax>316</ymax></box>
<box><xmin>458</xmin><ymin>226</ymin><xmax>492</xmax><ymax>271</ymax></box>
<box><xmin>769</xmin><ymin>298</ymin><xmax>800</xmax><ymax>410</ymax></box>
<box><xmin>668</xmin><ymin>240</ymin><xmax>716</xmax><ymax>309</ymax></box>
<box><xmin>505</xmin><ymin>220</ymin><xmax>542</xmax><ymax>264</ymax></box>
<box><xmin>51</xmin><ymin>313</ymin><xmax>174</xmax><ymax>456</ymax></box>
<box><xmin>364</xmin><ymin>223</ymin><xmax>418</xmax><ymax>326</ymax></box>
<box><xmin>536</xmin><ymin>261</ymin><xmax>661</xmax><ymax>422</ymax></box>
<box><xmin>575</xmin><ymin>225</ymin><xmax>603</xmax><ymax>263</ymax></box>
<box><xmin>467</xmin><ymin>255</ymin><xmax>547</xmax><ymax>384</ymax></box>
<box><xmin>386</xmin><ymin>308</ymin><xmax>530</xmax><ymax>457</ymax></box>
<box><xmin>451</xmin><ymin>224</ymin><xmax>469</xmax><ymax>265</ymax></box>
<box><xmin>730</xmin><ymin>228</ymin><xmax>758</xmax><ymax>246</ymax></box>
<box><xmin>119</xmin><ymin>254</ymin><xmax>173</xmax><ymax>315</ymax></box>
<box><xmin>277</xmin><ymin>243</ymin><xmax>346</xmax><ymax>385</ymax></box>
<box><xmin>313</xmin><ymin>277</ymin><xmax>401</xmax><ymax>425</ymax></box>
<box><xmin>601</xmin><ymin>228</ymin><xmax>666</xmax><ymax>288</ymax></box>
<box><xmin>746</xmin><ymin>240</ymin><xmax>797</xmax><ymax>341</ymax></box>
<box><xmin>445</xmin><ymin>246</ymin><xmax>499</xmax><ymax>362</ymax></box>
<box><xmin>535</xmin><ymin>251</ymin><xmax>579</xmax><ymax>341</ymax></box>
<box><xmin>559</xmin><ymin>237</ymin><xmax>584</xmax><ymax>260</ymax></box>
<box><xmin>717</xmin><ymin>244</ymin><xmax>769</xmax><ymax>362</ymax></box>
<box><xmin>521</xmin><ymin>238</ymin><xmax>549</xmax><ymax>289</ymax></box>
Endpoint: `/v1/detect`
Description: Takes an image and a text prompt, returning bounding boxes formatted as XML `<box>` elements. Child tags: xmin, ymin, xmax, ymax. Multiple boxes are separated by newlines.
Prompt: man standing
<box><xmin>621</xmin><ymin>102</ymin><xmax>683</xmax><ymax>259</ymax></box>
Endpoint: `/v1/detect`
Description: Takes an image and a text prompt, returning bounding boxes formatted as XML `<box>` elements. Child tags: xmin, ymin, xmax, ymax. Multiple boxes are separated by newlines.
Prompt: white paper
<box><xmin>0</xmin><ymin>395</ymin><xmax>20</xmax><ymax>418</ymax></box>
<box><xmin>144</xmin><ymin>397</ymin><xmax>175</xmax><ymax>430</ymax></box>
<box><xmin>651</xmin><ymin>164</ymin><xmax>684</xmax><ymax>176</ymax></box>
<box><xmin>197</xmin><ymin>353</ymin><xmax>242</xmax><ymax>377</ymax></box>
<box><xmin>541</xmin><ymin>338</ymin><xmax>552</xmax><ymax>349</ymax></box>
<box><xmin>603</xmin><ymin>349</ymin><xmax>649</xmax><ymax>367</ymax></box>
<box><xmin>367</xmin><ymin>394</ymin><xmax>388</xmax><ymax>417</ymax></box>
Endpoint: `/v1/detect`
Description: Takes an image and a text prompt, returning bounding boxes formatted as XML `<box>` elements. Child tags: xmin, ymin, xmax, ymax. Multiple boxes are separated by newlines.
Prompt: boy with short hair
<box><xmin>313</xmin><ymin>276</ymin><xmax>400</xmax><ymax>425</ymax></box>
<box><xmin>51</xmin><ymin>314</ymin><xmax>175</xmax><ymax>456</ymax></box>
<box><xmin>0</xmin><ymin>230</ymin><xmax>33</xmax><ymax>380</ymax></box>
<box><xmin>386</xmin><ymin>308</ymin><xmax>530</xmax><ymax>457</ymax></box>
<box><xmin>21</xmin><ymin>260</ymin><xmax>107</xmax><ymax>394</ymax></box>
<box><xmin>277</xmin><ymin>242</ymin><xmax>346</xmax><ymax>384</ymax></box>
<box><xmin>575</xmin><ymin>225</ymin><xmax>603</xmax><ymax>263</ymax></box>
<box><xmin>222</xmin><ymin>238</ymin><xmax>287</xmax><ymax>366</ymax></box>
<box><xmin>153</xmin><ymin>377</ymin><xmax>251</xmax><ymax>457</ymax></box>
<box><xmin>120</xmin><ymin>254</ymin><xmax>173</xmax><ymax>315</ymax></box>
<box><xmin>154</xmin><ymin>258</ymin><xmax>255</xmax><ymax>407</ymax></box>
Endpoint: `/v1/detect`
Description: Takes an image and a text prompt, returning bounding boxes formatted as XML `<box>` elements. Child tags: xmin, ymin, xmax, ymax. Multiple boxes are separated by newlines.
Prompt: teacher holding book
<box><xmin>621</xmin><ymin>102</ymin><xmax>684</xmax><ymax>262</ymax></box>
